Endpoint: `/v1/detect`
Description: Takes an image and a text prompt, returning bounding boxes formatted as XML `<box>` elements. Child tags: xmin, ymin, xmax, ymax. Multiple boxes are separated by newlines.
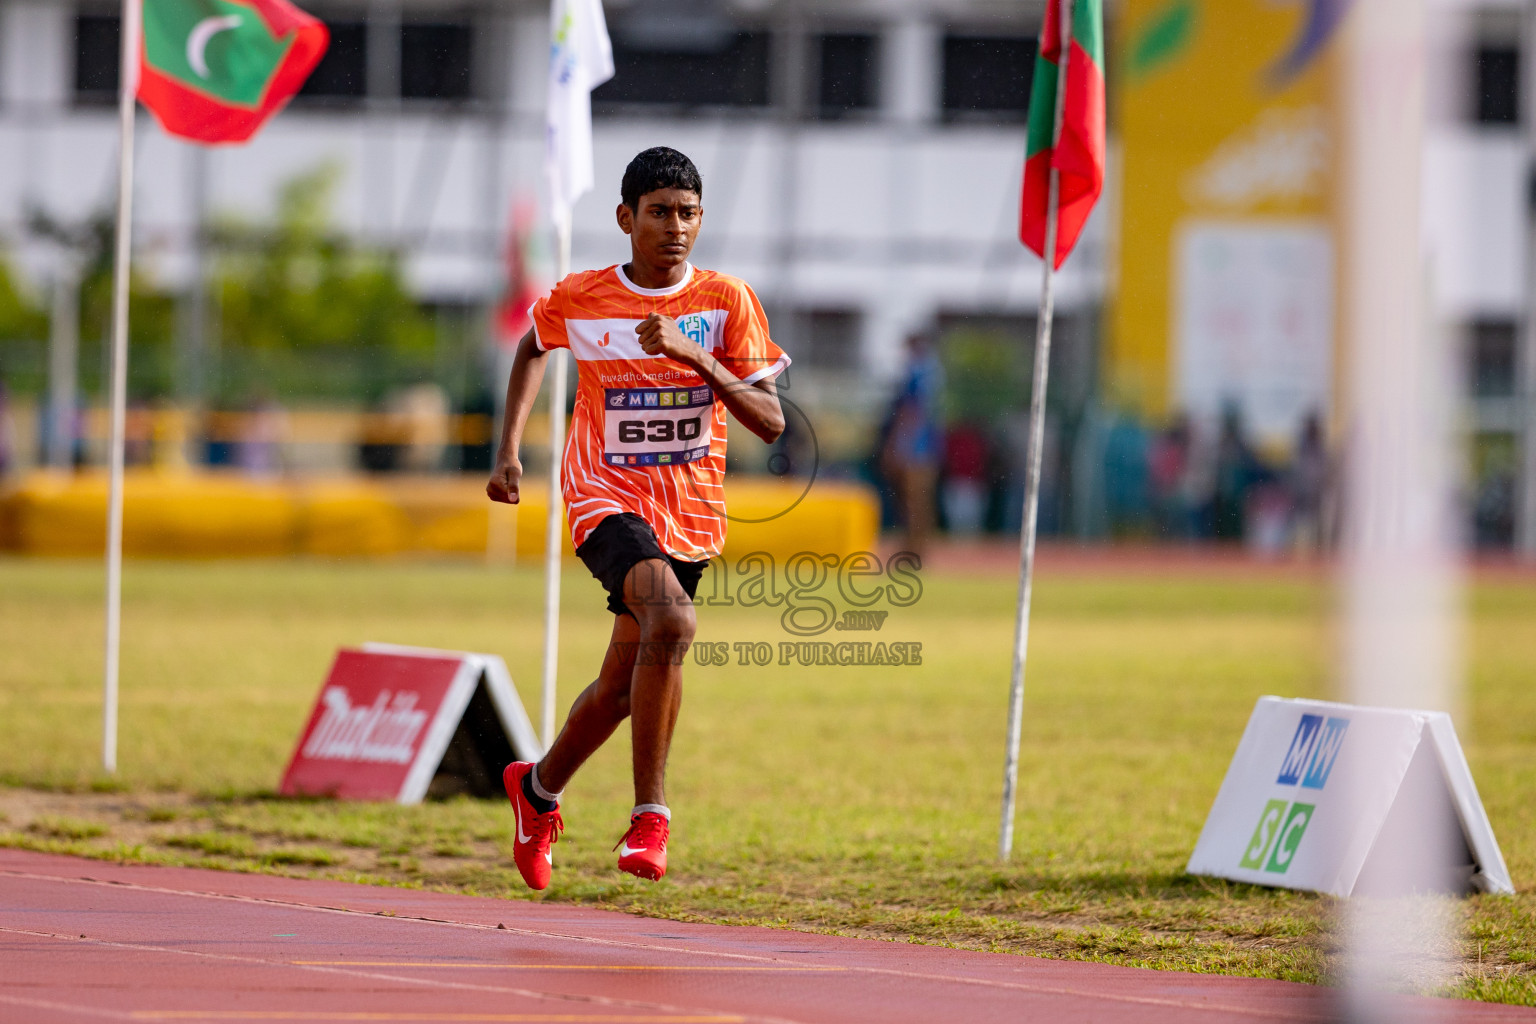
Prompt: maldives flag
<box><xmin>138</xmin><ymin>0</ymin><xmax>327</xmax><ymax>145</ymax></box>
<box><xmin>1019</xmin><ymin>0</ymin><xmax>1105</xmax><ymax>269</ymax></box>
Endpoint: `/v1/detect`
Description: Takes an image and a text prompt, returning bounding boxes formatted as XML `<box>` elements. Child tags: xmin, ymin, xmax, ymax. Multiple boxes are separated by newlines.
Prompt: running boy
<box><xmin>486</xmin><ymin>147</ymin><xmax>789</xmax><ymax>889</ymax></box>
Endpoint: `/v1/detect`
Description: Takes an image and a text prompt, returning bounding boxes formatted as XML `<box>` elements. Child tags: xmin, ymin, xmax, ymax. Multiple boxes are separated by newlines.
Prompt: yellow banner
<box><xmin>1111</xmin><ymin>0</ymin><xmax>1341</xmax><ymax>439</ymax></box>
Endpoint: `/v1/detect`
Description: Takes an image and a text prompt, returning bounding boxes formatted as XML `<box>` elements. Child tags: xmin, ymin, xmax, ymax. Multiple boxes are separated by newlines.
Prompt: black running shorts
<box><xmin>575</xmin><ymin>512</ymin><xmax>710</xmax><ymax>618</ymax></box>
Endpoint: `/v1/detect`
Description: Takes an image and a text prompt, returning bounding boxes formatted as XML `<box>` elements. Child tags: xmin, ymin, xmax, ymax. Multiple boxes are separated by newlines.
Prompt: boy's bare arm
<box><xmin>486</xmin><ymin>328</ymin><xmax>550</xmax><ymax>504</ymax></box>
<box><xmin>634</xmin><ymin>313</ymin><xmax>785</xmax><ymax>444</ymax></box>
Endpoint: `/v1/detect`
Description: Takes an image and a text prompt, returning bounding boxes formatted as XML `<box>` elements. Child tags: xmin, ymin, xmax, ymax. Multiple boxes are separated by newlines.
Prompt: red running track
<box><xmin>2</xmin><ymin>849</ymin><xmax>1530</xmax><ymax>1024</ymax></box>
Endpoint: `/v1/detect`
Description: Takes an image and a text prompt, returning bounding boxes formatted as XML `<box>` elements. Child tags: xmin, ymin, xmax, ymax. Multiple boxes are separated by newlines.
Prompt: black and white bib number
<box><xmin>603</xmin><ymin>386</ymin><xmax>714</xmax><ymax>467</ymax></box>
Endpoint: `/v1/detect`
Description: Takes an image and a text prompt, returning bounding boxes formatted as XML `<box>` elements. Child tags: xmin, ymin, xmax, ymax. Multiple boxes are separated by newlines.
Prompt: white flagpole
<box><xmin>103</xmin><ymin>0</ymin><xmax>143</xmax><ymax>773</ymax></box>
<box><xmin>538</xmin><ymin>0</ymin><xmax>611</xmax><ymax>749</ymax></box>
<box><xmin>541</xmin><ymin>213</ymin><xmax>571</xmax><ymax>748</ymax></box>
<box><xmin>999</xmin><ymin>0</ymin><xmax>1073</xmax><ymax>860</ymax></box>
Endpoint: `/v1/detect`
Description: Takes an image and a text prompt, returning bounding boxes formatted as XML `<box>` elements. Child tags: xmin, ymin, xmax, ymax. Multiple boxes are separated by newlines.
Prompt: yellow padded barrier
<box><xmin>6</xmin><ymin>471</ymin><xmax>296</xmax><ymax>558</ymax></box>
<box><xmin>719</xmin><ymin>479</ymin><xmax>879</xmax><ymax>560</ymax></box>
<box><xmin>296</xmin><ymin>480</ymin><xmax>413</xmax><ymax>557</ymax></box>
<box><xmin>371</xmin><ymin>477</ymin><xmax>571</xmax><ymax>559</ymax></box>
<box><xmin>0</xmin><ymin>471</ymin><xmax>878</xmax><ymax>560</ymax></box>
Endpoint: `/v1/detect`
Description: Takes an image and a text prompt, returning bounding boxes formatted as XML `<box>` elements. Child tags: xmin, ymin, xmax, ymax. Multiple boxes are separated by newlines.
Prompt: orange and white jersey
<box><xmin>529</xmin><ymin>262</ymin><xmax>790</xmax><ymax>561</ymax></box>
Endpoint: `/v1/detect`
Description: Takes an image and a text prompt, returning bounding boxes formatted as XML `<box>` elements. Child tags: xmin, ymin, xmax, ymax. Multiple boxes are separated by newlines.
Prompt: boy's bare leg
<box><xmin>535</xmin><ymin>613</ymin><xmax>641</xmax><ymax>794</ymax></box>
<box><xmin>620</xmin><ymin>559</ymin><xmax>696</xmax><ymax>807</ymax></box>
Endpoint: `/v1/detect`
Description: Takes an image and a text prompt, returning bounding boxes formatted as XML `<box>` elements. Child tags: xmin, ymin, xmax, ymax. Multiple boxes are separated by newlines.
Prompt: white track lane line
<box><xmin>0</xmin><ymin>993</ymin><xmax>138</xmax><ymax>1020</ymax></box>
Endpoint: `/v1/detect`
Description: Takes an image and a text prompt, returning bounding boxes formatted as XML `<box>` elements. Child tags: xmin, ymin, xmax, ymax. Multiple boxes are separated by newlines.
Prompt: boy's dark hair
<box><xmin>621</xmin><ymin>147</ymin><xmax>703</xmax><ymax>210</ymax></box>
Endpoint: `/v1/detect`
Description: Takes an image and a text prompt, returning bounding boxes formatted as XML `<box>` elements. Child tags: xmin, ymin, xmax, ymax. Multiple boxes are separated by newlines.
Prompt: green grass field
<box><xmin>1</xmin><ymin>555</ymin><xmax>1532</xmax><ymax>1004</ymax></box>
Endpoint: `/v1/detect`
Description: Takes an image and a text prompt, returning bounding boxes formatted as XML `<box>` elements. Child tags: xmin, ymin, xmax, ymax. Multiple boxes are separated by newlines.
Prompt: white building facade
<box><xmin>0</xmin><ymin>0</ymin><xmax>1096</xmax><ymax>379</ymax></box>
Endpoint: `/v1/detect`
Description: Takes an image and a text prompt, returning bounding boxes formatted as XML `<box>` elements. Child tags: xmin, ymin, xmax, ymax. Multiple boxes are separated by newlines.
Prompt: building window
<box><xmin>1474</xmin><ymin>45</ymin><xmax>1519</xmax><ymax>125</ymax></box>
<box><xmin>595</xmin><ymin>30</ymin><xmax>771</xmax><ymax>110</ymax></box>
<box><xmin>942</xmin><ymin>34</ymin><xmax>1034</xmax><ymax>121</ymax></box>
<box><xmin>1470</xmin><ymin>320</ymin><xmax>1517</xmax><ymax>398</ymax></box>
<box><xmin>74</xmin><ymin>14</ymin><xmax>121</xmax><ymax>105</ymax></box>
<box><xmin>795</xmin><ymin>310</ymin><xmax>862</xmax><ymax>371</ymax></box>
<box><xmin>401</xmin><ymin>22</ymin><xmax>473</xmax><ymax>101</ymax></box>
<box><xmin>815</xmin><ymin>33</ymin><xmax>878</xmax><ymax>120</ymax></box>
<box><xmin>298</xmin><ymin>20</ymin><xmax>368</xmax><ymax>102</ymax></box>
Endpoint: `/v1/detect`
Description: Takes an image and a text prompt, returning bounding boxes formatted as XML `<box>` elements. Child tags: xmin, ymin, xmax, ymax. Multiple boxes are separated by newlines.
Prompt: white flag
<box><xmin>546</xmin><ymin>0</ymin><xmax>614</xmax><ymax>231</ymax></box>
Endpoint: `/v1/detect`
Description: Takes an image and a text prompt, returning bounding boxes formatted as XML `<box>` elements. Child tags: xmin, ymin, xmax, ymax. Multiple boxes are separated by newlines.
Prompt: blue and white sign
<box><xmin>1187</xmin><ymin>696</ymin><xmax>1512</xmax><ymax>897</ymax></box>
<box><xmin>1276</xmin><ymin>713</ymin><xmax>1348</xmax><ymax>788</ymax></box>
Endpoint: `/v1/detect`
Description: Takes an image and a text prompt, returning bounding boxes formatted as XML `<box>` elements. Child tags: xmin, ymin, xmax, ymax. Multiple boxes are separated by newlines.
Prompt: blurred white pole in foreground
<box><xmin>102</xmin><ymin>0</ymin><xmax>142</xmax><ymax>774</ymax></box>
<box><xmin>1521</xmin><ymin>2</ymin><xmax>1536</xmax><ymax>559</ymax></box>
<box><xmin>1340</xmin><ymin>0</ymin><xmax>1463</xmax><ymax>1015</ymax></box>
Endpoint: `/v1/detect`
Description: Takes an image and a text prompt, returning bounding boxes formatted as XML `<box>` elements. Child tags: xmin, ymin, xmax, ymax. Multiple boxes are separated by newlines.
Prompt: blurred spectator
<box><xmin>1102</xmin><ymin>414</ymin><xmax>1150</xmax><ymax>536</ymax></box>
<box><xmin>395</xmin><ymin>383</ymin><xmax>450</xmax><ymax>473</ymax></box>
<box><xmin>457</xmin><ymin>389</ymin><xmax>498</xmax><ymax>473</ymax></box>
<box><xmin>1210</xmin><ymin>405</ymin><xmax>1263</xmax><ymax>541</ymax></box>
<box><xmin>124</xmin><ymin>399</ymin><xmax>153</xmax><ymax>466</ymax></box>
<box><xmin>204</xmin><ymin>408</ymin><xmax>237</xmax><ymax>467</ymax></box>
<box><xmin>1149</xmin><ymin>413</ymin><xmax>1191</xmax><ymax>539</ymax></box>
<box><xmin>1184</xmin><ymin>418</ymin><xmax>1219</xmax><ymax>539</ymax></box>
<box><xmin>942</xmin><ymin>421</ymin><xmax>990</xmax><ymax>535</ymax></box>
<box><xmin>359</xmin><ymin>397</ymin><xmax>405</xmax><ymax>473</ymax></box>
<box><xmin>769</xmin><ymin>396</ymin><xmax>814</xmax><ymax>478</ymax></box>
<box><xmin>237</xmin><ymin>396</ymin><xmax>287</xmax><ymax>478</ymax></box>
<box><xmin>0</xmin><ymin>378</ymin><xmax>13</xmax><ymax>476</ymax></box>
<box><xmin>1245</xmin><ymin>481</ymin><xmax>1292</xmax><ymax>556</ymax></box>
<box><xmin>150</xmin><ymin>398</ymin><xmax>192</xmax><ymax>471</ymax></box>
<box><xmin>993</xmin><ymin>412</ymin><xmax>1029</xmax><ymax>536</ymax></box>
<box><xmin>866</xmin><ymin>396</ymin><xmax>902</xmax><ymax>530</ymax></box>
<box><xmin>1474</xmin><ymin>469</ymin><xmax>1516</xmax><ymax>549</ymax></box>
<box><xmin>880</xmin><ymin>333</ymin><xmax>944</xmax><ymax>555</ymax></box>
<box><xmin>993</xmin><ymin>410</ymin><xmax>1066</xmax><ymax>537</ymax></box>
<box><xmin>1289</xmin><ymin>411</ymin><xmax>1330</xmax><ymax>553</ymax></box>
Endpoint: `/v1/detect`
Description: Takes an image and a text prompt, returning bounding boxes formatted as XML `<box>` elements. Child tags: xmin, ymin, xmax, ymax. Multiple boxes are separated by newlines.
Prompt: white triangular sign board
<box><xmin>281</xmin><ymin>643</ymin><xmax>543</xmax><ymax>805</ymax></box>
<box><xmin>1187</xmin><ymin>696</ymin><xmax>1512</xmax><ymax>897</ymax></box>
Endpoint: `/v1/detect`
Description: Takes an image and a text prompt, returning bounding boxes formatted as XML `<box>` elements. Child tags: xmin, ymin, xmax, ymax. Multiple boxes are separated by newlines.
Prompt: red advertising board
<box><xmin>280</xmin><ymin>645</ymin><xmax>541</xmax><ymax>803</ymax></box>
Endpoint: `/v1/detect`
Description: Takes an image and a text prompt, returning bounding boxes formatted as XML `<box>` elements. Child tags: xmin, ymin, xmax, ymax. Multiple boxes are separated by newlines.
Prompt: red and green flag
<box><xmin>1019</xmin><ymin>0</ymin><xmax>1106</xmax><ymax>269</ymax></box>
<box><xmin>138</xmin><ymin>0</ymin><xmax>328</xmax><ymax>145</ymax></box>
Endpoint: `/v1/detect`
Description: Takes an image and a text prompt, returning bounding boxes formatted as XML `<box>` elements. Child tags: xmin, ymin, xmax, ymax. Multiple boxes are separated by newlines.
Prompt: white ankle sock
<box><xmin>632</xmin><ymin>803</ymin><xmax>670</xmax><ymax>820</ymax></box>
<box><xmin>530</xmin><ymin>764</ymin><xmax>562</xmax><ymax>803</ymax></box>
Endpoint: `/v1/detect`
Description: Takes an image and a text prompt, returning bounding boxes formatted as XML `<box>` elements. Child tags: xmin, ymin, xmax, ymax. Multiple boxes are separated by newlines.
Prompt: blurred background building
<box><xmin>0</xmin><ymin>0</ymin><xmax>1531</xmax><ymax>554</ymax></box>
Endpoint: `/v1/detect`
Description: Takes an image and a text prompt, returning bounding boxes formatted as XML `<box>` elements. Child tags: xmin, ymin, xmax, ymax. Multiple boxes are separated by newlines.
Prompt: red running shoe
<box><xmin>503</xmin><ymin>762</ymin><xmax>562</xmax><ymax>890</ymax></box>
<box><xmin>614</xmin><ymin>811</ymin><xmax>669</xmax><ymax>881</ymax></box>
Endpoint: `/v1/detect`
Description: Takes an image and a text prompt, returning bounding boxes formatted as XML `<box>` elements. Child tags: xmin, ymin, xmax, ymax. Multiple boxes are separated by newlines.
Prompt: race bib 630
<box><xmin>603</xmin><ymin>386</ymin><xmax>714</xmax><ymax>467</ymax></box>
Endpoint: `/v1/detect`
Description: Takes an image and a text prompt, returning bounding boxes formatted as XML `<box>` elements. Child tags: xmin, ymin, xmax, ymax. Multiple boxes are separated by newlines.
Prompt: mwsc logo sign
<box><xmin>1240</xmin><ymin>714</ymin><xmax>1349</xmax><ymax>874</ymax></box>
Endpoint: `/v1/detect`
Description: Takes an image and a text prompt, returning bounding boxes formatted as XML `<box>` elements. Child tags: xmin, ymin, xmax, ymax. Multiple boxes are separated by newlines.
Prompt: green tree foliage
<box><xmin>212</xmin><ymin>163</ymin><xmax>433</xmax><ymax>359</ymax></box>
<box><xmin>941</xmin><ymin>327</ymin><xmax>1027</xmax><ymax>426</ymax></box>
<box><xmin>13</xmin><ymin>165</ymin><xmax>442</xmax><ymax>403</ymax></box>
<box><xmin>81</xmin><ymin>267</ymin><xmax>177</xmax><ymax>400</ymax></box>
<box><xmin>0</xmin><ymin>253</ymin><xmax>48</xmax><ymax>342</ymax></box>
<box><xmin>15</xmin><ymin>212</ymin><xmax>177</xmax><ymax>398</ymax></box>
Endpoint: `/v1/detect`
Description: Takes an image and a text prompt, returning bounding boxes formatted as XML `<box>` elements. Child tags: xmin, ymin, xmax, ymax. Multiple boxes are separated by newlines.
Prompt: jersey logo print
<box><xmin>566</xmin><ymin>312</ymin><xmax>729</xmax><ymax>362</ymax></box>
